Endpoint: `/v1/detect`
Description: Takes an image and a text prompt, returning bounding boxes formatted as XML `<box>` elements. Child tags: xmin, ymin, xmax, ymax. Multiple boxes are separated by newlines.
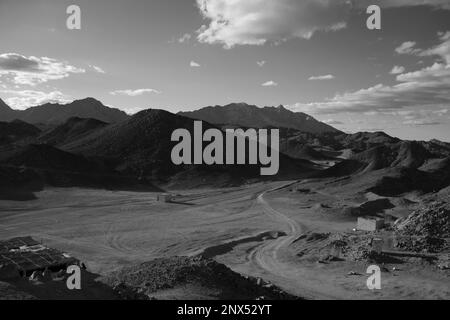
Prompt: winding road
<box><xmin>246</xmin><ymin>182</ymin><xmax>339</xmax><ymax>299</ymax></box>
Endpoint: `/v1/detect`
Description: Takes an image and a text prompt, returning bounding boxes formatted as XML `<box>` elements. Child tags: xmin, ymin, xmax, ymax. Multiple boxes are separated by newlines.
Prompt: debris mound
<box><xmin>101</xmin><ymin>256</ymin><xmax>296</xmax><ymax>300</ymax></box>
<box><xmin>395</xmin><ymin>201</ymin><xmax>450</xmax><ymax>238</ymax></box>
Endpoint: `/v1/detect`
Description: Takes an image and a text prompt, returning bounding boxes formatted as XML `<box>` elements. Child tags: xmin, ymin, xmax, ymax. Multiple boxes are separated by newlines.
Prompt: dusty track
<box><xmin>245</xmin><ymin>183</ymin><xmax>341</xmax><ymax>299</ymax></box>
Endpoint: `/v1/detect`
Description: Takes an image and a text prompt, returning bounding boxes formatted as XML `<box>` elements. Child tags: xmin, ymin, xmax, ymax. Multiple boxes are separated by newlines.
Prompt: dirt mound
<box><xmin>395</xmin><ymin>201</ymin><xmax>450</xmax><ymax>238</ymax></box>
<box><xmin>101</xmin><ymin>256</ymin><xmax>296</xmax><ymax>300</ymax></box>
<box><xmin>292</xmin><ymin>232</ymin><xmax>379</xmax><ymax>262</ymax></box>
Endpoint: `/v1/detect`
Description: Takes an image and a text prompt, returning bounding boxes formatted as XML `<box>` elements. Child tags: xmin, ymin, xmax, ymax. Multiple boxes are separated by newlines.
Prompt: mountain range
<box><xmin>0</xmin><ymin>98</ymin><xmax>128</xmax><ymax>124</ymax></box>
<box><xmin>179</xmin><ymin>103</ymin><xmax>340</xmax><ymax>134</ymax></box>
<box><xmin>0</xmin><ymin>97</ymin><xmax>449</xmax><ymax>198</ymax></box>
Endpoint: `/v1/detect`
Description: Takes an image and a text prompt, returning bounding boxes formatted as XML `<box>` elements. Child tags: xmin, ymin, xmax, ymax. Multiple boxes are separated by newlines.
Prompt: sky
<box><xmin>0</xmin><ymin>0</ymin><xmax>449</xmax><ymax>141</ymax></box>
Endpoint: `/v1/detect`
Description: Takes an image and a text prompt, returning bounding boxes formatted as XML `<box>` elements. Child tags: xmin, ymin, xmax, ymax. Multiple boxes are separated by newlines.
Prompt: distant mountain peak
<box><xmin>0</xmin><ymin>98</ymin><xmax>12</xmax><ymax>111</ymax></box>
<box><xmin>179</xmin><ymin>103</ymin><xmax>341</xmax><ymax>134</ymax></box>
<box><xmin>73</xmin><ymin>97</ymin><xmax>103</xmax><ymax>105</ymax></box>
<box><xmin>0</xmin><ymin>96</ymin><xmax>129</xmax><ymax>125</ymax></box>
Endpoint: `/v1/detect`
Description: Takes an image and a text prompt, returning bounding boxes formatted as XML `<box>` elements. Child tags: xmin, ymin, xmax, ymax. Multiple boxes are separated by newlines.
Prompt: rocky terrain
<box><xmin>0</xmin><ymin>99</ymin><xmax>449</xmax><ymax>300</ymax></box>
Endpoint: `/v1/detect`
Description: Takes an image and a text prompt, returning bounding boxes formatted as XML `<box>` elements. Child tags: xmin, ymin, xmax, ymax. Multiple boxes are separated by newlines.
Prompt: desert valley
<box><xmin>0</xmin><ymin>98</ymin><xmax>448</xmax><ymax>300</ymax></box>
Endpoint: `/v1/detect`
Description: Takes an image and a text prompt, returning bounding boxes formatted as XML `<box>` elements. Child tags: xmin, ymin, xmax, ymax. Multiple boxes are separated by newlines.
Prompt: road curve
<box><xmin>248</xmin><ymin>183</ymin><xmax>338</xmax><ymax>300</ymax></box>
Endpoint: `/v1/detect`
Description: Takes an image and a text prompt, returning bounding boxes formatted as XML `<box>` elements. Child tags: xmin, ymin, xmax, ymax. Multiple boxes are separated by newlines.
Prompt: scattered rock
<box><xmin>395</xmin><ymin>201</ymin><xmax>449</xmax><ymax>238</ymax></box>
<box><xmin>42</xmin><ymin>269</ymin><xmax>53</xmax><ymax>281</ymax></box>
<box><xmin>29</xmin><ymin>271</ymin><xmax>44</xmax><ymax>282</ymax></box>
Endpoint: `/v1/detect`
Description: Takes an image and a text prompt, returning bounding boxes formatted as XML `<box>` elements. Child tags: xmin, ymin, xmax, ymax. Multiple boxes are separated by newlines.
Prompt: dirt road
<box><xmin>245</xmin><ymin>184</ymin><xmax>343</xmax><ymax>299</ymax></box>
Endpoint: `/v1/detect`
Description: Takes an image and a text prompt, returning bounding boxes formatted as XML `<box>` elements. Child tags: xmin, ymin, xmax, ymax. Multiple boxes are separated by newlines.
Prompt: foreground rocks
<box><xmin>101</xmin><ymin>256</ymin><xmax>298</xmax><ymax>300</ymax></box>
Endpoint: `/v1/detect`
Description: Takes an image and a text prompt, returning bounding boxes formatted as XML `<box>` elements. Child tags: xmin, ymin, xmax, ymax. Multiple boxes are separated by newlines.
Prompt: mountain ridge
<box><xmin>0</xmin><ymin>98</ymin><xmax>129</xmax><ymax>124</ymax></box>
<box><xmin>179</xmin><ymin>103</ymin><xmax>341</xmax><ymax>134</ymax></box>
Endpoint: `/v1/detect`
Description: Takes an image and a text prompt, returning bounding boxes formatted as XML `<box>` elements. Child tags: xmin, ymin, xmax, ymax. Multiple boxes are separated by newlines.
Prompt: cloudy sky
<box><xmin>0</xmin><ymin>0</ymin><xmax>449</xmax><ymax>141</ymax></box>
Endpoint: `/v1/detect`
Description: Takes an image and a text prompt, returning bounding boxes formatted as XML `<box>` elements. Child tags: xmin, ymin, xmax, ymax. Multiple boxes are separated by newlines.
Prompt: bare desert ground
<box><xmin>0</xmin><ymin>180</ymin><xmax>449</xmax><ymax>299</ymax></box>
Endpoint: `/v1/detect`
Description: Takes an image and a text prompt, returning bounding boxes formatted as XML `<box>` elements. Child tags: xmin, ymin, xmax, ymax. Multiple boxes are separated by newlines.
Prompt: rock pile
<box><xmin>395</xmin><ymin>201</ymin><xmax>449</xmax><ymax>238</ymax></box>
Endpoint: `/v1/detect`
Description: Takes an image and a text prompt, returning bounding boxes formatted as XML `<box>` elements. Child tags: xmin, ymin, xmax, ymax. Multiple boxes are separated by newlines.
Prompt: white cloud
<box><xmin>395</xmin><ymin>41</ymin><xmax>419</xmax><ymax>55</ymax></box>
<box><xmin>403</xmin><ymin>119</ymin><xmax>442</xmax><ymax>126</ymax></box>
<box><xmin>178</xmin><ymin>33</ymin><xmax>192</xmax><ymax>43</ymax></box>
<box><xmin>1</xmin><ymin>89</ymin><xmax>71</xmax><ymax>109</ymax></box>
<box><xmin>195</xmin><ymin>0</ymin><xmax>450</xmax><ymax>48</ymax></box>
<box><xmin>190</xmin><ymin>61</ymin><xmax>201</xmax><ymax>67</ymax></box>
<box><xmin>262</xmin><ymin>80</ymin><xmax>278</xmax><ymax>87</ymax></box>
<box><xmin>420</xmin><ymin>31</ymin><xmax>450</xmax><ymax>63</ymax></box>
<box><xmin>257</xmin><ymin>60</ymin><xmax>266</xmax><ymax>67</ymax></box>
<box><xmin>0</xmin><ymin>53</ymin><xmax>85</xmax><ymax>86</ymax></box>
<box><xmin>196</xmin><ymin>0</ymin><xmax>350</xmax><ymax>48</ymax></box>
<box><xmin>390</xmin><ymin>65</ymin><xmax>405</xmax><ymax>74</ymax></box>
<box><xmin>308</xmin><ymin>74</ymin><xmax>335</xmax><ymax>80</ymax></box>
<box><xmin>110</xmin><ymin>88</ymin><xmax>161</xmax><ymax>96</ymax></box>
<box><xmin>289</xmin><ymin>32</ymin><xmax>450</xmax><ymax>116</ymax></box>
<box><xmin>90</xmin><ymin>65</ymin><xmax>106</xmax><ymax>74</ymax></box>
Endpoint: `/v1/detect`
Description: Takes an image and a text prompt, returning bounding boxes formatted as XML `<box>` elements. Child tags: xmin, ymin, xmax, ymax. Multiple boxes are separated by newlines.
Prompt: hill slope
<box><xmin>0</xmin><ymin>120</ymin><xmax>41</xmax><ymax>145</ymax></box>
<box><xmin>38</xmin><ymin>117</ymin><xmax>109</xmax><ymax>147</ymax></box>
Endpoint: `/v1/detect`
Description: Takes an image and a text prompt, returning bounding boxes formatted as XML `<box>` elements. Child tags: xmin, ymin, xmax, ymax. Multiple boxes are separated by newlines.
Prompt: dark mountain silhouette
<box><xmin>62</xmin><ymin>109</ymin><xmax>317</xmax><ymax>185</ymax></box>
<box><xmin>0</xmin><ymin>166</ymin><xmax>44</xmax><ymax>200</ymax></box>
<box><xmin>0</xmin><ymin>98</ymin><xmax>15</xmax><ymax>121</ymax></box>
<box><xmin>0</xmin><ymin>144</ymin><xmax>104</xmax><ymax>173</ymax></box>
<box><xmin>0</xmin><ymin>144</ymin><xmax>159</xmax><ymax>191</ymax></box>
<box><xmin>0</xmin><ymin>98</ymin><xmax>129</xmax><ymax>125</ymax></box>
<box><xmin>38</xmin><ymin>117</ymin><xmax>109</xmax><ymax>147</ymax></box>
<box><xmin>0</xmin><ymin>120</ymin><xmax>41</xmax><ymax>145</ymax></box>
<box><xmin>0</xmin><ymin>97</ymin><xmax>448</xmax><ymax>193</ymax></box>
<box><xmin>179</xmin><ymin>103</ymin><xmax>340</xmax><ymax>134</ymax></box>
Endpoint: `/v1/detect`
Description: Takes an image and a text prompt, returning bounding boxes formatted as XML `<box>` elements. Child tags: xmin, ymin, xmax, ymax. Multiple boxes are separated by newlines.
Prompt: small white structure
<box><xmin>357</xmin><ymin>217</ymin><xmax>384</xmax><ymax>232</ymax></box>
<box><xmin>157</xmin><ymin>193</ymin><xmax>173</xmax><ymax>203</ymax></box>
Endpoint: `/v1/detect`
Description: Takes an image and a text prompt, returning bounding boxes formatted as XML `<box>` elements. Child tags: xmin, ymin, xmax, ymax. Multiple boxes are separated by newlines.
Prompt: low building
<box><xmin>157</xmin><ymin>193</ymin><xmax>173</xmax><ymax>203</ymax></box>
<box><xmin>357</xmin><ymin>217</ymin><xmax>384</xmax><ymax>232</ymax></box>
